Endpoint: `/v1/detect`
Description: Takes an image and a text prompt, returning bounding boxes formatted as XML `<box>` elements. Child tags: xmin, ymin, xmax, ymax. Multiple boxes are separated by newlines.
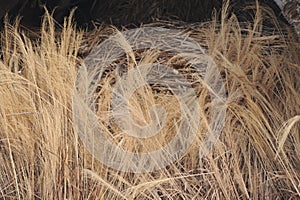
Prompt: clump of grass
<box><xmin>0</xmin><ymin>4</ymin><xmax>299</xmax><ymax>200</ymax></box>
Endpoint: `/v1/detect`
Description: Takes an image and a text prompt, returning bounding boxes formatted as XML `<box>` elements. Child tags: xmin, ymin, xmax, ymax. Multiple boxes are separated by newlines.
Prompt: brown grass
<box><xmin>0</xmin><ymin>4</ymin><xmax>299</xmax><ymax>200</ymax></box>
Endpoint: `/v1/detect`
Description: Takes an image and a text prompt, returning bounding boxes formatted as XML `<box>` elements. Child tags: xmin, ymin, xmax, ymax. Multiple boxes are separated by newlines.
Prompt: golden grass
<box><xmin>0</xmin><ymin>5</ymin><xmax>299</xmax><ymax>200</ymax></box>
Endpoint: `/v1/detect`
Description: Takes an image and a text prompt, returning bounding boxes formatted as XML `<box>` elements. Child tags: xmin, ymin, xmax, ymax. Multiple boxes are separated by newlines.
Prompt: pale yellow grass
<box><xmin>0</xmin><ymin>6</ymin><xmax>299</xmax><ymax>200</ymax></box>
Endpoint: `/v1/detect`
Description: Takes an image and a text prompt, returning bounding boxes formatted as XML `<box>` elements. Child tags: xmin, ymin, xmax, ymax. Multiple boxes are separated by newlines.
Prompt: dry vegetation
<box><xmin>0</xmin><ymin>4</ymin><xmax>299</xmax><ymax>200</ymax></box>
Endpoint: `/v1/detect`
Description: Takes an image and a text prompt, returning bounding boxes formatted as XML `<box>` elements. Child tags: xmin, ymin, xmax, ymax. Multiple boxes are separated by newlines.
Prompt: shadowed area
<box><xmin>0</xmin><ymin>0</ymin><xmax>290</xmax><ymax>28</ymax></box>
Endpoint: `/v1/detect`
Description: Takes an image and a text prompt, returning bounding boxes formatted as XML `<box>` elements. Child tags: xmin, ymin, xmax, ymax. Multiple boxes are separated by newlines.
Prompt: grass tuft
<box><xmin>0</xmin><ymin>5</ymin><xmax>299</xmax><ymax>200</ymax></box>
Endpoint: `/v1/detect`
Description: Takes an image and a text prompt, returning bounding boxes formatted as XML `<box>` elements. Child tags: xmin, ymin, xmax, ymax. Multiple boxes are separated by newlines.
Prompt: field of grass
<box><xmin>0</xmin><ymin>4</ymin><xmax>299</xmax><ymax>200</ymax></box>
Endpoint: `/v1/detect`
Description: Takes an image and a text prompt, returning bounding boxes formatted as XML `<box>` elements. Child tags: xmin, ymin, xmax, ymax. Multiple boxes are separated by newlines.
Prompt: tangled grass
<box><xmin>0</xmin><ymin>4</ymin><xmax>299</xmax><ymax>200</ymax></box>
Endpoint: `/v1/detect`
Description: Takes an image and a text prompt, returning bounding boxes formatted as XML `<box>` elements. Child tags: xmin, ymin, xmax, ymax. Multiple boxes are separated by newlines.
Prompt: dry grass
<box><xmin>0</xmin><ymin>4</ymin><xmax>299</xmax><ymax>200</ymax></box>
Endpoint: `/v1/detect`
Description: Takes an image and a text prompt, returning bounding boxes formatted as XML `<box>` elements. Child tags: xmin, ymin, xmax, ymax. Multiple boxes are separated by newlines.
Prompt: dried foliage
<box><xmin>0</xmin><ymin>4</ymin><xmax>299</xmax><ymax>200</ymax></box>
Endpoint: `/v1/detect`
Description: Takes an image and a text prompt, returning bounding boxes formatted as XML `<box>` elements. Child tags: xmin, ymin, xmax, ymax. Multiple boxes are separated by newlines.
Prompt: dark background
<box><xmin>0</xmin><ymin>0</ymin><xmax>287</xmax><ymax>29</ymax></box>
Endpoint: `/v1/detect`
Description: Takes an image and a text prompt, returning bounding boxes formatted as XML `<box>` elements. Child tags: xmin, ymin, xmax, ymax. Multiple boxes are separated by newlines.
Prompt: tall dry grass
<box><xmin>0</xmin><ymin>5</ymin><xmax>299</xmax><ymax>200</ymax></box>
